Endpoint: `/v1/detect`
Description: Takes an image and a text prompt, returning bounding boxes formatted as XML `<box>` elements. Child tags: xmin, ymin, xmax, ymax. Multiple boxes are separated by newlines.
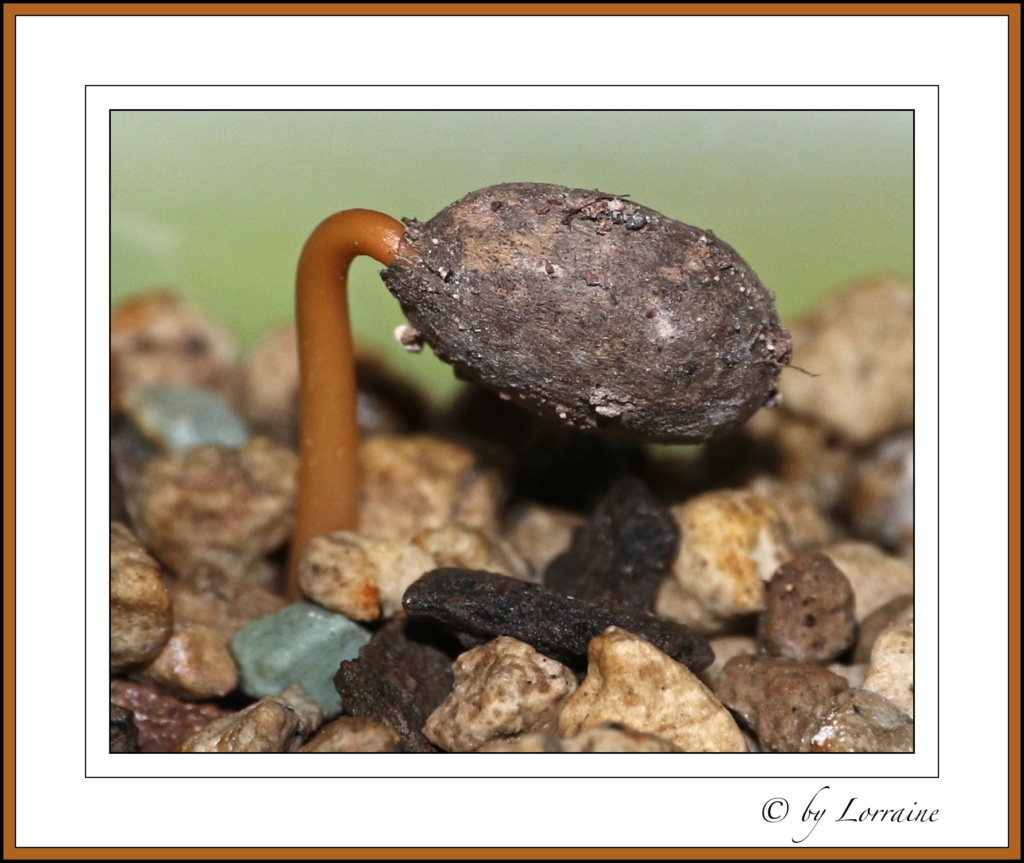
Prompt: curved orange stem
<box><xmin>287</xmin><ymin>209</ymin><xmax>406</xmax><ymax>599</ymax></box>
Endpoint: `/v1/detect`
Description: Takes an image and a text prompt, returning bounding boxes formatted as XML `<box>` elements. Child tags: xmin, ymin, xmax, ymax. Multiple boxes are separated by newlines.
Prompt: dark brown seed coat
<box><xmin>382</xmin><ymin>182</ymin><xmax>791</xmax><ymax>443</ymax></box>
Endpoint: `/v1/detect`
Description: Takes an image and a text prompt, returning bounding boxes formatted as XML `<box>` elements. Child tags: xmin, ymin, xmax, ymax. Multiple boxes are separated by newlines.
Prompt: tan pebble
<box><xmin>862</xmin><ymin>623</ymin><xmax>914</xmax><ymax>717</ymax></box>
<box><xmin>760</xmin><ymin>418</ymin><xmax>857</xmax><ymax>513</ymax></box>
<box><xmin>504</xmin><ymin>504</ymin><xmax>585</xmax><ymax>577</ymax></box>
<box><xmin>667</xmin><ymin>490</ymin><xmax>794</xmax><ymax>627</ymax></box>
<box><xmin>780</xmin><ymin>275</ymin><xmax>913</xmax><ymax>445</ymax></box>
<box><xmin>853</xmin><ymin>594</ymin><xmax>914</xmax><ymax>663</ymax></box>
<box><xmin>744</xmin><ymin>476</ymin><xmax>838</xmax><ymax>550</ymax></box>
<box><xmin>822</xmin><ymin>541</ymin><xmax>913</xmax><ymax>621</ymax></box>
<box><xmin>168</xmin><ymin>576</ymin><xmax>287</xmax><ymax>641</ymax></box>
<box><xmin>299</xmin><ymin>532</ymin><xmax>436</xmax><ymax>622</ymax></box>
<box><xmin>801</xmin><ymin>689</ymin><xmax>913</xmax><ymax>752</ymax></box>
<box><xmin>559</xmin><ymin>627</ymin><xmax>746</xmax><ymax>752</ymax></box>
<box><xmin>128</xmin><ymin>437</ymin><xmax>297</xmax><ymax>585</ymax></box>
<box><xmin>827</xmin><ymin>662</ymin><xmax>868</xmax><ymax>689</ymax></box>
<box><xmin>299</xmin><ymin>716</ymin><xmax>401</xmax><ymax>753</ymax></box>
<box><xmin>413</xmin><ymin>523</ymin><xmax>531</xmax><ymax>581</ymax></box>
<box><xmin>239</xmin><ymin>324</ymin><xmax>300</xmax><ymax>446</ymax></box>
<box><xmin>653</xmin><ymin>577</ymin><xmax>740</xmax><ymax>636</ymax></box>
<box><xmin>358</xmin><ymin>435</ymin><xmax>505</xmax><ymax>541</ymax></box>
<box><xmin>716</xmin><ymin>654</ymin><xmax>849</xmax><ymax>753</ymax></box>
<box><xmin>424</xmin><ymin>637</ymin><xmax>577</xmax><ymax>752</ymax></box>
<box><xmin>478</xmin><ymin>722</ymin><xmax>682</xmax><ymax>753</ymax></box>
<box><xmin>175</xmin><ymin>685</ymin><xmax>322</xmax><ymax>752</ymax></box>
<box><xmin>846</xmin><ymin>431</ymin><xmax>914</xmax><ymax>554</ymax></box>
<box><xmin>136</xmin><ymin>626</ymin><xmax>238</xmax><ymax>700</ymax></box>
<box><xmin>698</xmin><ymin>634</ymin><xmax>757</xmax><ymax>689</ymax></box>
<box><xmin>111</xmin><ymin>290</ymin><xmax>237</xmax><ymax>399</ymax></box>
<box><xmin>110</xmin><ymin>522</ymin><xmax>173</xmax><ymax>673</ymax></box>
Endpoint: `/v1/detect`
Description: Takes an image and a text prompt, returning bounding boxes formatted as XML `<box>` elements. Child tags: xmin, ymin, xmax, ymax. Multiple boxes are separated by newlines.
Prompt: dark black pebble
<box><xmin>110</xmin><ymin>702</ymin><xmax>139</xmax><ymax>753</ymax></box>
<box><xmin>334</xmin><ymin>616</ymin><xmax>461</xmax><ymax>753</ymax></box>
<box><xmin>402</xmin><ymin>568</ymin><xmax>713</xmax><ymax>672</ymax></box>
<box><xmin>543</xmin><ymin>477</ymin><xmax>678</xmax><ymax>610</ymax></box>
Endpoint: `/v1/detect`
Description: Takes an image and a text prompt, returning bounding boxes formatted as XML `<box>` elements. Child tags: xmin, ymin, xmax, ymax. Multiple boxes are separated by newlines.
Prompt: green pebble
<box><xmin>126</xmin><ymin>385</ymin><xmax>250</xmax><ymax>451</ymax></box>
<box><xmin>229</xmin><ymin>603</ymin><xmax>371</xmax><ymax>718</ymax></box>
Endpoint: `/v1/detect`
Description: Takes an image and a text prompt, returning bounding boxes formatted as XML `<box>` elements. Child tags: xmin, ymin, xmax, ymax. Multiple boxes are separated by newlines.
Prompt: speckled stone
<box><xmin>822</xmin><ymin>541</ymin><xmax>914</xmax><ymax>621</ymax></box>
<box><xmin>299</xmin><ymin>532</ymin><xmax>436</xmax><ymax>623</ymax></box>
<box><xmin>230</xmin><ymin>603</ymin><xmax>371</xmax><ymax>717</ymax></box>
<box><xmin>505</xmin><ymin>504</ymin><xmax>584</xmax><ymax>577</ymax></box>
<box><xmin>778</xmin><ymin>275</ymin><xmax>913</xmax><ymax>445</ymax></box>
<box><xmin>424</xmin><ymin>637</ymin><xmax>577</xmax><ymax>752</ymax></box>
<box><xmin>478</xmin><ymin>722</ymin><xmax>683</xmax><ymax>753</ymax></box>
<box><xmin>800</xmin><ymin>689</ymin><xmax>913</xmax><ymax>753</ymax></box>
<box><xmin>559</xmin><ymin>627</ymin><xmax>746</xmax><ymax>752</ymax></box>
<box><xmin>846</xmin><ymin>431</ymin><xmax>914</xmax><ymax>553</ymax></box>
<box><xmin>358</xmin><ymin>434</ymin><xmax>505</xmax><ymax>541</ymax></box>
<box><xmin>110</xmin><ymin>522</ymin><xmax>173</xmax><ymax>673</ymax></box>
<box><xmin>127</xmin><ymin>437</ymin><xmax>297</xmax><ymax>586</ymax></box>
<box><xmin>853</xmin><ymin>594</ymin><xmax>914</xmax><ymax>663</ymax></box>
<box><xmin>716</xmin><ymin>654</ymin><xmax>849</xmax><ymax>753</ymax></box>
<box><xmin>111</xmin><ymin>290</ymin><xmax>237</xmax><ymax>399</ymax></box>
<box><xmin>658</xmin><ymin>490</ymin><xmax>793</xmax><ymax>634</ymax></box>
<box><xmin>698</xmin><ymin>634</ymin><xmax>757</xmax><ymax>690</ymax></box>
<box><xmin>175</xmin><ymin>685</ymin><xmax>322</xmax><ymax>753</ymax></box>
<box><xmin>135</xmin><ymin>626</ymin><xmax>238</xmax><ymax>700</ymax></box>
<box><xmin>413</xmin><ymin>524</ymin><xmax>531</xmax><ymax>582</ymax></box>
<box><xmin>862</xmin><ymin>623</ymin><xmax>914</xmax><ymax>717</ymax></box>
<box><xmin>299</xmin><ymin>716</ymin><xmax>401</xmax><ymax>753</ymax></box>
<box><xmin>757</xmin><ymin>552</ymin><xmax>857</xmax><ymax>664</ymax></box>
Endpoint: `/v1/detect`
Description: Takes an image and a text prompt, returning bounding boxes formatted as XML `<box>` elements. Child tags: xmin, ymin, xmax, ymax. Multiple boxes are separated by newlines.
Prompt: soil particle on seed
<box><xmin>543</xmin><ymin>477</ymin><xmax>678</xmax><ymax>610</ymax></box>
<box><xmin>402</xmin><ymin>568</ymin><xmax>713</xmax><ymax>672</ymax></box>
<box><xmin>382</xmin><ymin>182</ymin><xmax>791</xmax><ymax>443</ymax></box>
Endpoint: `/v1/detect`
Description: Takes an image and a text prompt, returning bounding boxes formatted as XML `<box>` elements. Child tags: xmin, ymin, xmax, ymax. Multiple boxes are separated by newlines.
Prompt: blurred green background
<box><xmin>111</xmin><ymin>110</ymin><xmax>912</xmax><ymax>402</ymax></box>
